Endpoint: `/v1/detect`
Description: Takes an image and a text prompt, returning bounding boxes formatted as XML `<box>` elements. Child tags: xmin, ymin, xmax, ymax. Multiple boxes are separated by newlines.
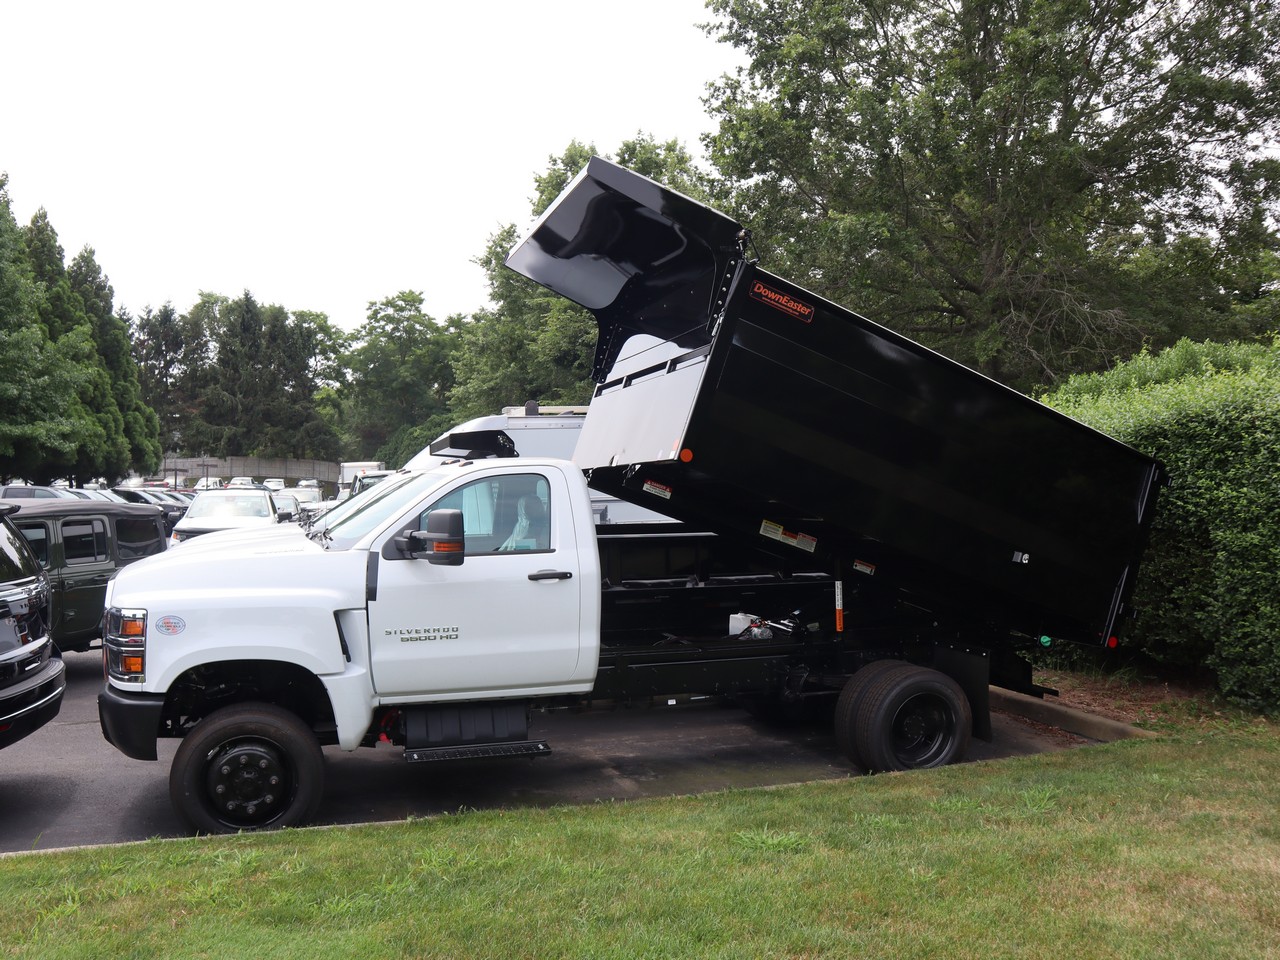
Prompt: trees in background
<box><xmin>131</xmin><ymin>293</ymin><xmax>343</xmax><ymax>464</ymax></box>
<box><xmin>0</xmin><ymin>180</ymin><xmax>160</xmax><ymax>484</ymax></box>
<box><xmin>340</xmin><ymin>291</ymin><xmax>460</xmax><ymax>467</ymax></box>
<box><xmin>703</xmin><ymin>0</ymin><xmax>1280</xmax><ymax>391</ymax></box>
<box><xmin>6</xmin><ymin>1</ymin><xmax>1278</xmax><ymax>474</ymax></box>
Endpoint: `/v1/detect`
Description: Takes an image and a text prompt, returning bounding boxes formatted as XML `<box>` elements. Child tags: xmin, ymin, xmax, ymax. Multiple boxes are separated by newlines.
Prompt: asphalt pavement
<box><xmin>0</xmin><ymin>649</ymin><xmax>1119</xmax><ymax>854</ymax></box>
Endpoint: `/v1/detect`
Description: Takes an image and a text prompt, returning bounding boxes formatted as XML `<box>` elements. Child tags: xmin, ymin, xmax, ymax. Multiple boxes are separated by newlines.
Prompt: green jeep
<box><xmin>10</xmin><ymin>500</ymin><xmax>167</xmax><ymax>653</ymax></box>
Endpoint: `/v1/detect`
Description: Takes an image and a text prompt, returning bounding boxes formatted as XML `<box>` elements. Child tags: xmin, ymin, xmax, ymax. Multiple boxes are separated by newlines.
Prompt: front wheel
<box><xmin>169</xmin><ymin>702</ymin><xmax>324</xmax><ymax>834</ymax></box>
<box><xmin>851</xmin><ymin>664</ymin><xmax>972</xmax><ymax>773</ymax></box>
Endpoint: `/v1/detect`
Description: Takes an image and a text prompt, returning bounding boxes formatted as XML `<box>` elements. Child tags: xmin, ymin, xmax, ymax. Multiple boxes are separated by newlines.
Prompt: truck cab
<box><xmin>99</xmin><ymin>459</ymin><xmax>602</xmax><ymax>832</ymax></box>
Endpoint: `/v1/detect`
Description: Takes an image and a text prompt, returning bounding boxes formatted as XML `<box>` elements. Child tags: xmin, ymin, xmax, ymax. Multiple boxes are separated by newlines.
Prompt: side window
<box><xmin>116</xmin><ymin>516</ymin><xmax>165</xmax><ymax>560</ymax></box>
<box><xmin>62</xmin><ymin>518</ymin><xmax>109</xmax><ymax>564</ymax></box>
<box><xmin>421</xmin><ymin>474</ymin><xmax>551</xmax><ymax>555</ymax></box>
<box><xmin>15</xmin><ymin>523</ymin><xmax>50</xmax><ymax>567</ymax></box>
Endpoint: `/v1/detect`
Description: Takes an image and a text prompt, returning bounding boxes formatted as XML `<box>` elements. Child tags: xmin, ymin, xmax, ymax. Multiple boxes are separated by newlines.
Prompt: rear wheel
<box><xmin>169</xmin><ymin>702</ymin><xmax>324</xmax><ymax>834</ymax></box>
<box><xmin>833</xmin><ymin>660</ymin><xmax>908</xmax><ymax>763</ymax></box>
<box><xmin>851</xmin><ymin>664</ymin><xmax>971</xmax><ymax>772</ymax></box>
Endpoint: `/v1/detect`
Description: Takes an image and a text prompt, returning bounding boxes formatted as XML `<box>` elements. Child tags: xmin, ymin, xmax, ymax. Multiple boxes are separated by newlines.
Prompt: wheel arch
<box><xmin>161</xmin><ymin>658</ymin><xmax>338</xmax><ymax>743</ymax></box>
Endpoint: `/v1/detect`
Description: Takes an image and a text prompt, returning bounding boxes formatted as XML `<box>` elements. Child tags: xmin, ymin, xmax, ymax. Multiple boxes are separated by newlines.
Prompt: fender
<box><xmin>105</xmin><ymin>536</ymin><xmax>370</xmax><ymax>694</ymax></box>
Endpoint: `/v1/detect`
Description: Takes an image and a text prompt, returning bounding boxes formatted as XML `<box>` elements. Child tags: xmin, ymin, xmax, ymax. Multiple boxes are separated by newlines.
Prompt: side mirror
<box><xmin>398</xmin><ymin>508</ymin><xmax>465</xmax><ymax>564</ymax></box>
<box><xmin>277</xmin><ymin>508</ymin><xmax>296</xmax><ymax>522</ymax></box>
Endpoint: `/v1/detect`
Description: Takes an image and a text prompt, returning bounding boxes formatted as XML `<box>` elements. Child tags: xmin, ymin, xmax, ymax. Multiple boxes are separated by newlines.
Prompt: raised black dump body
<box><xmin>508</xmin><ymin>158</ymin><xmax>1164</xmax><ymax>653</ymax></box>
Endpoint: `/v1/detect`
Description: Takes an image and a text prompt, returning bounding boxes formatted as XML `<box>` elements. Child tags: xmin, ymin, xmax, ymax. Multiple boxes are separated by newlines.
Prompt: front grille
<box><xmin>0</xmin><ymin>577</ymin><xmax>52</xmax><ymax>690</ymax></box>
<box><xmin>0</xmin><ymin>637</ymin><xmax>51</xmax><ymax>688</ymax></box>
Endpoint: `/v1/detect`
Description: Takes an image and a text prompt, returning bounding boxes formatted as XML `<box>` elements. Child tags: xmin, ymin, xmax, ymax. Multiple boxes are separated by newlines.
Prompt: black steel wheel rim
<box><xmin>889</xmin><ymin>692</ymin><xmax>956</xmax><ymax>767</ymax></box>
<box><xmin>203</xmin><ymin>737</ymin><xmax>296</xmax><ymax>829</ymax></box>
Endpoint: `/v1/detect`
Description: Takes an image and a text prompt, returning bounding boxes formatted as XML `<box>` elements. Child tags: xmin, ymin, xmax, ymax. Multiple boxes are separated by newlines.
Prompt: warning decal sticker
<box><xmin>642</xmin><ymin>480</ymin><xmax>673</xmax><ymax>500</ymax></box>
<box><xmin>759</xmin><ymin>519</ymin><xmax>818</xmax><ymax>553</ymax></box>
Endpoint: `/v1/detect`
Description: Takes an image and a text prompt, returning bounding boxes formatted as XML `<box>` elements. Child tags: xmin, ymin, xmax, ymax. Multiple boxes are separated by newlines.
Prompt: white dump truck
<box><xmin>99</xmin><ymin>159</ymin><xmax>1164</xmax><ymax>833</ymax></box>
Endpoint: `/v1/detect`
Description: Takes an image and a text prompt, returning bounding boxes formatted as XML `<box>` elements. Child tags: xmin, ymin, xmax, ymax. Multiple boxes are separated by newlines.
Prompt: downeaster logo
<box><xmin>749</xmin><ymin>281</ymin><xmax>815</xmax><ymax>322</ymax></box>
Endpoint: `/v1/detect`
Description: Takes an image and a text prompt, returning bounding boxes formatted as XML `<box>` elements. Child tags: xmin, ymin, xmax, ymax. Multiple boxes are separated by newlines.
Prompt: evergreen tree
<box><xmin>21</xmin><ymin>211</ymin><xmax>128</xmax><ymax>482</ymax></box>
<box><xmin>0</xmin><ymin>177</ymin><xmax>89</xmax><ymax>481</ymax></box>
<box><xmin>70</xmin><ymin>248</ymin><xmax>161</xmax><ymax>476</ymax></box>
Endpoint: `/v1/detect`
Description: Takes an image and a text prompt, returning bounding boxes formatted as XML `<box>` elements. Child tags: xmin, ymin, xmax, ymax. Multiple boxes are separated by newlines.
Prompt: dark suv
<box><xmin>0</xmin><ymin>504</ymin><xmax>65</xmax><ymax>750</ymax></box>
<box><xmin>10</xmin><ymin>500</ymin><xmax>168</xmax><ymax>653</ymax></box>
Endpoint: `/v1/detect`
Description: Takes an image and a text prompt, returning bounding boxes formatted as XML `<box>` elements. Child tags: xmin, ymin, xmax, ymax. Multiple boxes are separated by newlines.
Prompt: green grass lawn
<box><xmin>3</xmin><ymin>720</ymin><xmax>1277</xmax><ymax>959</ymax></box>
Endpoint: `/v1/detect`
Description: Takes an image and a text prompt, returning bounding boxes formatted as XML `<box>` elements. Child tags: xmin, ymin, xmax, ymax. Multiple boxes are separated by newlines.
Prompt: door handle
<box><xmin>528</xmin><ymin>570</ymin><xmax>573</xmax><ymax>581</ymax></box>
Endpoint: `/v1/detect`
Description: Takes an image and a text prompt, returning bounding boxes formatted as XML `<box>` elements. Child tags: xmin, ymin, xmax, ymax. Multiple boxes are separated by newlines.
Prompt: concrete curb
<box><xmin>989</xmin><ymin>687</ymin><xmax>1159</xmax><ymax>743</ymax></box>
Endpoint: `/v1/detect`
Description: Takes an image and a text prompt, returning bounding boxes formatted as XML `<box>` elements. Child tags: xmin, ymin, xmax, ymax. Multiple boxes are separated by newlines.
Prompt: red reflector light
<box><xmin>679</xmin><ymin>448</ymin><xmax>694</xmax><ymax>463</ymax></box>
<box><xmin>1106</xmin><ymin>635</ymin><xmax>1119</xmax><ymax>649</ymax></box>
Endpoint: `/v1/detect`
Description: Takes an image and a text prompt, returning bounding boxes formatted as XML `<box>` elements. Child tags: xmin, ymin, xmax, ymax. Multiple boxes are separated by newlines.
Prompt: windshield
<box><xmin>186</xmin><ymin>492</ymin><xmax>274</xmax><ymax>520</ymax></box>
<box><xmin>0</xmin><ymin>517</ymin><xmax>41</xmax><ymax>580</ymax></box>
<box><xmin>317</xmin><ymin>470</ymin><xmax>448</xmax><ymax>549</ymax></box>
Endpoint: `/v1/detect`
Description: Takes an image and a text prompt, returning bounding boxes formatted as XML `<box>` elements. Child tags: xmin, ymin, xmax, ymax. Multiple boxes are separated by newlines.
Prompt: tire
<box><xmin>833</xmin><ymin>660</ymin><xmax>908</xmax><ymax>763</ymax></box>
<box><xmin>851</xmin><ymin>664</ymin><xmax>972</xmax><ymax>773</ymax></box>
<box><xmin>169</xmin><ymin>702</ymin><xmax>324</xmax><ymax>834</ymax></box>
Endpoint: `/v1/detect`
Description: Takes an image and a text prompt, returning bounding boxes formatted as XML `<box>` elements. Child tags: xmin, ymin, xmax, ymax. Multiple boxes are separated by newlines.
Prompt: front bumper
<box><xmin>0</xmin><ymin>658</ymin><xmax>66</xmax><ymax>750</ymax></box>
<box><xmin>98</xmin><ymin>683</ymin><xmax>166</xmax><ymax>760</ymax></box>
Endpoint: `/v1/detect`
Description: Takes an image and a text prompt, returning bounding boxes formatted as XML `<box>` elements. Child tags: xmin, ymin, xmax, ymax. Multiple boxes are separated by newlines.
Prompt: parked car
<box><xmin>0</xmin><ymin>504</ymin><xmax>65</xmax><ymax>749</ymax></box>
<box><xmin>273</xmin><ymin>492</ymin><xmax>301</xmax><ymax>519</ymax></box>
<box><xmin>169</xmin><ymin>488</ymin><xmax>293</xmax><ymax>545</ymax></box>
<box><xmin>349</xmin><ymin>470</ymin><xmax>396</xmax><ymax>498</ymax></box>
<box><xmin>193</xmin><ymin>477</ymin><xmax>225</xmax><ymax>490</ymax></box>
<box><xmin>228</xmin><ymin>477</ymin><xmax>255</xmax><ymax>487</ymax></box>
<box><xmin>113</xmin><ymin>487</ymin><xmax>187</xmax><ymax>532</ymax></box>
<box><xmin>0</xmin><ymin>484</ymin><xmax>77</xmax><ymax>500</ymax></box>
<box><xmin>263</xmin><ymin>478</ymin><xmax>285</xmax><ymax>491</ymax></box>
<box><xmin>10</xmin><ymin>500</ymin><xmax>168</xmax><ymax>652</ymax></box>
<box><xmin>66</xmin><ymin>488</ymin><xmax>129</xmax><ymax>502</ymax></box>
<box><xmin>290</xmin><ymin>487</ymin><xmax>331</xmax><ymax>525</ymax></box>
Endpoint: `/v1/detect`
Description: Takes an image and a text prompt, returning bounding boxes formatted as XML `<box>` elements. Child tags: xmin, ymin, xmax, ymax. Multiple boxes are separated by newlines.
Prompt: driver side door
<box><xmin>367</xmin><ymin>466</ymin><xmax>587</xmax><ymax>699</ymax></box>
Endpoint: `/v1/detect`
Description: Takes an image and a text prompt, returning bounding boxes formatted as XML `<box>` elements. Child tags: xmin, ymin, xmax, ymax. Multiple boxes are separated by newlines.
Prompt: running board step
<box><xmin>404</xmin><ymin>740</ymin><xmax>552</xmax><ymax>763</ymax></box>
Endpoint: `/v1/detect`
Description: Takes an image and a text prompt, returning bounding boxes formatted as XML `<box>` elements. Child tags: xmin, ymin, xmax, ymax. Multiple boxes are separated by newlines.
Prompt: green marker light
<box><xmin>1039</xmin><ymin>635</ymin><xmax>1053</xmax><ymax>648</ymax></box>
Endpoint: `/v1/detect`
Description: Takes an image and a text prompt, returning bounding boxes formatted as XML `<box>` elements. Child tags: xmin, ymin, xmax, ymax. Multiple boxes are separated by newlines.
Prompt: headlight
<box><xmin>104</xmin><ymin>607</ymin><xmax>147</xmax><ymax>683</ymax></box>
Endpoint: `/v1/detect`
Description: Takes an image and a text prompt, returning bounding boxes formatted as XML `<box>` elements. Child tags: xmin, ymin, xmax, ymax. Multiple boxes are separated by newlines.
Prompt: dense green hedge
<box><xmin>1044</xmin><ymin>338</ymin><xmax>1280</xmax><ymax>712</ymax></box>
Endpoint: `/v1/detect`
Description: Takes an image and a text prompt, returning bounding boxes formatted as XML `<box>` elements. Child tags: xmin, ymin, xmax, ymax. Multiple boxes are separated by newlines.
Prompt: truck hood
<box><xmin>505</xmin><ymin>156</ymin><xmax>744</xmax><ymax>382</ymax></box>
<box><xmin>171</xmin><ymin>523</ymin><xmax>307</xmax><ymax>554</ymax></box>
<box><xmin>108</xmin><ymin>526</ymin><xmax>365</xmax><ymax>611</ymax></box>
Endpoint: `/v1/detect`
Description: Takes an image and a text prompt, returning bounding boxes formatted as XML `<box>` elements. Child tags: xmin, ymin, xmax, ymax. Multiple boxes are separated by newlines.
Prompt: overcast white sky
<box><xmin>4</xmin><ymin>1</ymin><xmax>743</xmax><ymax>330</ymax></box>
